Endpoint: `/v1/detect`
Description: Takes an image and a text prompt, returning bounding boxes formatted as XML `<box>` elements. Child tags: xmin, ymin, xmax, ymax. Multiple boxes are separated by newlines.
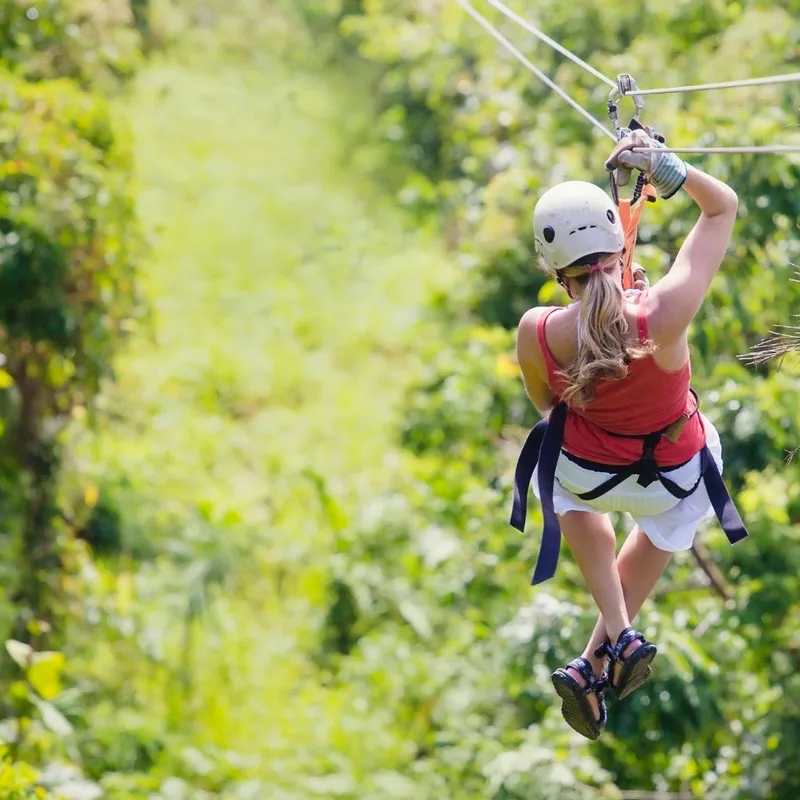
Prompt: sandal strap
<box><xmin>566</xmin><ymin>657</ymin><xmax>606</xmax><ymax>695</ymax></box>
<box><xmin>567</xmin><ymin>657</ymin><xmax>595</xmax><ymax>686</ymax></box>
<box><xmin>613</xmin><ymin>627</ymin><xmax>647</xmax><ymax>662</ymax></box>
<box><xmin>593</xmin><ymin>640</ymin><xmax>613</xmax><ymax>661</ymax></box>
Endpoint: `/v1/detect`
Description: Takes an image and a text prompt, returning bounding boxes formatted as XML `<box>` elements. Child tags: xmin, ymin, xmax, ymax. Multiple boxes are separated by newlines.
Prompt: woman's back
<box><xmin>537</xmin><ymin>291</ymin><xmax>704</xmax><ymax>466</ymax></box>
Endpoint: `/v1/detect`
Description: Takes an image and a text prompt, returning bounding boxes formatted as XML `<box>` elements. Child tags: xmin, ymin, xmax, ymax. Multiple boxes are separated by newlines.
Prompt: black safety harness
<box><xmin>510</xmin><ymin>392</ymin><xmax>748</xmax><ymax>586</ymax></box>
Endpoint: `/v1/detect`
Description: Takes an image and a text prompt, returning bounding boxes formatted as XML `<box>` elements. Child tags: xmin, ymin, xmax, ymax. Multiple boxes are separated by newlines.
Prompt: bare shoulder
<box><xmin>518</xmin><ymin>305</ymin><xmax>558</xmax><ymax>349</ymax></box>
<box><xmin>518</xmin><ymin>306</ymin><xmax>546</xmax><ymax>335</ymax></box>
<box><xmin>516</xmin><ymin>306</ymin><xmax>558</xmax><ymax>378</ymax></box>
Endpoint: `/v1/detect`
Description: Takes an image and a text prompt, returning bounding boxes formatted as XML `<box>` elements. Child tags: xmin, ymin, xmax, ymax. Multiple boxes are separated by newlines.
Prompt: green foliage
<box><xmin>4</xmin><ymin>640</ymin><xmax>71</xmax><ymax>740</ymax></box>
<box><xmin>0</xmin><ymin>641</ymin><xmax>105</xmax><ymax>799</ymax></box>
<box><xmin>0</xmin><ymin>1</ymin><xmax>797</xmax><ymax>799</ymax></box>
<box><xmin>0</xmin><ymin>69</ymin><xmax>142</xmax><ymax>644</ymax></box>
<box><xmin>0</xmin><ymin>0</ymin><xmax>145</xmax><ymax>792</ymax></box>
<box><xmin>0</xmin><ymin>757</ymin><xmax>44</xmax><ymax>799</ymax></box>
<box><xmin>285</xmin><ymin>1</ymin><xmax>800</xmax><ymax>798</ymax></box>
<box><xmin>0</xmin><ymin>73</ymin><xmax>140</xmax><ymax>374</ymax></box>
<box><xmin>0</xmin><ymin>0</ymin><xmax>145</xmax><ymax>90</ymax></box>
<box><xmin>400</xmin><ymin>325</ymin><xmax>532</xmax><ymax>471</ymax></box>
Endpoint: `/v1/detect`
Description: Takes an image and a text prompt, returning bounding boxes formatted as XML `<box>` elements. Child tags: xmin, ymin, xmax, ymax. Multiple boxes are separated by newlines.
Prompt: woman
<box><xmin>513</xmin><ymin>129</ymin><xmax>745</xmax><ymax>740</ymax></box>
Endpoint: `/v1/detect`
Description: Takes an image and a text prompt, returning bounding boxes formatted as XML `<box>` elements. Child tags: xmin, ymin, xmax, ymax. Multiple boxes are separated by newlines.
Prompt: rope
<box><xmin>480</xmin><ymin>0</ymin><xmax>617</xmax><ymax>89</ymax></box>
<box><xmin>456</xmin><ymin>0</ymin><xmax>617</xmax><ymax>141</ymax></box>
<box><xmin>625</xmin><ymin>72</ymin><xmax>800</xmax><ymax>97</ymax></box>
<box><xmin>633</xmin><ymin>145</ymin><xmax>800</xmax><ymax>154</ymax></box>
<box><xmin>455</xmin><ymin>0</ymin><xmax>800</xmax><ymax>155</ymax></box>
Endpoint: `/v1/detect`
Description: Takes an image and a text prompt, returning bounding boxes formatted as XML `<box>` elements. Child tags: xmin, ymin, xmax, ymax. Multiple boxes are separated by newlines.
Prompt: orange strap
<box><xmin>619</xmin><ymin>182</ymin><xmax>657</xmax><ymax>290</ymax></box>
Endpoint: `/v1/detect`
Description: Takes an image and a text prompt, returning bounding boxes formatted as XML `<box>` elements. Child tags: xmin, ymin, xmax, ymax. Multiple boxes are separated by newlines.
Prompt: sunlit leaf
<box><xmin>30</xmin><ymin>695</ymin><xmax>73</xmax><ymax>737</ymax></box>
<box><xmin>5</xmin><ymin>640</ymin><xmax>32</xmax><ymax>669</ymax></box>
<box><xmin>27</xmin><ymin>651</ymin><xmax>65</xmax><ymax>700</ymax></box>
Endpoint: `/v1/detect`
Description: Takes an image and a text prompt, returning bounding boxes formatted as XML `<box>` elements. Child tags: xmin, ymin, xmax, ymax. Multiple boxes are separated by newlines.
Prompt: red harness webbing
<box><xmin>618</xmin><ymin>181</ymin><xmax>657</xmax><ymax>290</ymax></box>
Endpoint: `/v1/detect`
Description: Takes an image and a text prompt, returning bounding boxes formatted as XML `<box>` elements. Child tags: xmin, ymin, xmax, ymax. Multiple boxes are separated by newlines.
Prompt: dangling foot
<box><xmin>551</xmin><ymin>657</ymin><xmax>608</xmax><ymax>740</ymax></box>
<box><xmin>595</xmin><ymin>627</ymin><xmax>657</xmax><ymax>701</ymax></box>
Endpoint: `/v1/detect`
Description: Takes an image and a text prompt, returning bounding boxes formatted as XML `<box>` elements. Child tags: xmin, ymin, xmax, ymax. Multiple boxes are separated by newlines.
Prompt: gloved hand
<box><xmin>606</xmin><ymin>128</ymin><xmax>689</xmax><ymax>199</ymax></box>
<box><xmin>611</xmin><ymin>123</ymin><xmax>666</xmax><ymax>188</ymax></box>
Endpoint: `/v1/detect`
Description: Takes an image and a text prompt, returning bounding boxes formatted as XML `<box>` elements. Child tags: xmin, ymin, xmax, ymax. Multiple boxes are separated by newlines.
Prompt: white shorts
<box><xmin>532</xmin><ymin>414</ymin><xmax>723</xmax><ymax>552</ymax></box>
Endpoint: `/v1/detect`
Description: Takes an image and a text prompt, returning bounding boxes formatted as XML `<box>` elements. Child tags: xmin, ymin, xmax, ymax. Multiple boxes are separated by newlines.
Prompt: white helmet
<box><xmin>532</xmin><ymin>181</ymin><xmax>624</xmax><ymax>271</ymax></box>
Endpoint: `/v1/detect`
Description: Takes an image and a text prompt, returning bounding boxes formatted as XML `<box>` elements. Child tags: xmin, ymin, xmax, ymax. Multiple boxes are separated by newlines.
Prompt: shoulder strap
<box><xmin>536</xmin><ymin>307</ymin><xmax>564</xmax><ymax>375</ymax></box>
<box><xmin>619</xmin><ymin>183</ymin><xmax>657</xmax><ymax>290</ymax></box>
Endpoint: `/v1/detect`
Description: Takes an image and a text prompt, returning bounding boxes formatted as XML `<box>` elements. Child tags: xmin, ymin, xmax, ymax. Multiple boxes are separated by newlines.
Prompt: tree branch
<box><xmin>690</xmin><ymin>541</ymin><xmax>732</xmax><ymax>601</ymax></box>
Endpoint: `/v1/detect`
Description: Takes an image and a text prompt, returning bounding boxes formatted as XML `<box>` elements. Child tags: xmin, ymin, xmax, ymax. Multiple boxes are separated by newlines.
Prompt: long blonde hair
<box><xmin>553</xmin><ymin>252</ymin><xmax>652</xmax><ymax>407</ymax></box>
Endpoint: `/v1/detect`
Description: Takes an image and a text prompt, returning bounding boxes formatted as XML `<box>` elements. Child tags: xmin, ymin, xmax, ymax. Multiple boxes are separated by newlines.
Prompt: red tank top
<box><xmin>537</xmin><ymin>292</ymin><xmax>705</xmax><ymax>466</ymax></box>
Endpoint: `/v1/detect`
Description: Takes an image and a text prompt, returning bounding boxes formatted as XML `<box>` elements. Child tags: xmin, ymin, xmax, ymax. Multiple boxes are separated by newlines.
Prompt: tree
<box><xmin>0</xmin><ymin>74</ymin><xmax>142</xmax><ymax>645</ymax></box>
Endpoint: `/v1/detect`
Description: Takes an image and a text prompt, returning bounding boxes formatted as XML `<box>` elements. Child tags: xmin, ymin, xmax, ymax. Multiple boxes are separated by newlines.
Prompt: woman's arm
<box><xmin>516</xmin><ymin>308</ymin><xmax>557</xmax><ymax>415</ymax></box>
<box><xmin>647</xmin><ymin>166</ymin><xmax>738</xmax><ymax>339</ymax></box>
<box><xmin>607</xmin><ymin>131</ymin><xmax>738</xmax><ymax>340</ymax></box>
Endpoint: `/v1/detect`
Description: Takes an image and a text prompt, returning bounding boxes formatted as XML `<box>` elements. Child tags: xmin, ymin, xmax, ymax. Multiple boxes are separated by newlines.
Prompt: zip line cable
<box><xmin>624</xmin><ymin>72</ymin><xmax>800</xmax><ymax>97</ymax></box>
<box><xmin>481</xmin><ymin>0</ymin><xmax>616</xmax><ymax>89</ymax></box>
<box><xmin>456</xmin><ymin>0</ymin><xmax>617</xmax><ymax>141</ymax></box>
<box><xmin>633</xmin><ymin>145</ymin><xmax>800</xmax><ymax>154</ymax></box>
<box><xmin>458</xmin><ymin>0</ymin><xmax>800</xmax><ymax>155</ymax></box>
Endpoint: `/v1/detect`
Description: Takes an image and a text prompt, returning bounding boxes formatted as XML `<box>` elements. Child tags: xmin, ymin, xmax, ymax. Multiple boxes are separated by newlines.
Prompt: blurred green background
<box><xmin>0</xmin><ymin>0</ymin><xmax>797</xmax><ymax>797</ymax></box>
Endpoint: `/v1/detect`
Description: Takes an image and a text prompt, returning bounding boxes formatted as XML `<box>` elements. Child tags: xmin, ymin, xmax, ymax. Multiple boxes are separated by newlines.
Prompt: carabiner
<box><xmin>607</xmin><ymin>73</ymin><xmax>645</xmax><ymax>140</ymax></box>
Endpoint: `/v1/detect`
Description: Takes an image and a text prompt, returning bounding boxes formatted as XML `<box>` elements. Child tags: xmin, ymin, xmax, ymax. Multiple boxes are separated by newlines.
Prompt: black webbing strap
<box><xmin>509</xmin><ymin>396</ymin><xmax>747</xmax><ymax>585</ymax></box>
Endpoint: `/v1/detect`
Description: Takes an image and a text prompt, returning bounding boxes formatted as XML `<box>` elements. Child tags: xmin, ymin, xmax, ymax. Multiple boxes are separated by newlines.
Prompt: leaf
<box><xmin>303</xmin><ymin>469</ymin><xmax>349</xmax><ymax>532</ymax></box>
<box><xmin>48</xmin><ymin>781</ymin><xmax>102</xmax><ymax>800</ymax></box>
<box><xmin>494</xmin><ymin>352</ymin><xmax>519</xmax><ymax>379</ymax></box>
<box><xmin>83</xmin><ymin>483</ymin><xmax>99</xmax><ymax>509</ymax></box>
<box><xmin>537</xmin><ymin>279</ymin><xmax>563</xmax><ymax>305</ymax></box>
<box><xmin>397</xmin><ymin>600</ymin><xmax>432</xmax><ymax>639</ymax></box>
<box><xmin>29</xmin><ymin>694</ymin><xmax>73</xmax><ymax>737</ymax></box>
<box><xmin>5</xmin><ymin>640</ymin><xmax>33</xmax><ymax>668</ymax></box>
<box><xmin>662</xmin><ymin>629</ymin><xmax>718</xmax><ymax>677</ymax></box>
<box><xmin>369</xmin><ymin>770</ymin><xmax>417</xmax><ymax>797</ymax></box>
<box><xmin>0</xmin><ymin>369</ymin><xmax>13</xmax><ymax>389</ymax></box>
<box><xmin>27</xmin><ymin>651</ymin><xmax>65</xmax><ymax>700</ymax></box>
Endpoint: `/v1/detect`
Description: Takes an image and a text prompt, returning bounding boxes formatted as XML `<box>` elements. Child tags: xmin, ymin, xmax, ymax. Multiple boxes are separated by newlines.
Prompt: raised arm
<box><xmin>607</xmin><ymin>130</ymin><xmax>738</xmax><ymax>341</ymax></box>
<box><xmin>646</xmin><ymin>167</ymin><xmax>738</xmax><ymax>338</ymax></box>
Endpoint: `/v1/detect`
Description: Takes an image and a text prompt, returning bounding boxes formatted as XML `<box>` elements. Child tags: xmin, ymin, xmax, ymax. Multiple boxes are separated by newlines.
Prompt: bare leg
<box><xmin>557</xmin><ymin>510</ymin><xmax>630</xmax><ymax>719</ymax></box>
<box><xmin>559</xmin><ymin>516</ymin><xmax>671</xmax><ymax>719</ymax></box>
<box><xmin>559</xmin><ymin>510</ymin><xmax>631</xmax><ymax>644</ymax></box>
<box><xmin>583</xmin><ymin>524</ymin><xmax>672</xmax><ymax>681</ymax></box>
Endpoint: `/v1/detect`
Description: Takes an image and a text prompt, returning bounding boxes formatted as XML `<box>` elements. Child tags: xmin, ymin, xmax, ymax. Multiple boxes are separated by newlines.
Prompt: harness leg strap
<box><xmin>508</xmin><ymin>397</ymin><xmax>747</xmax><ymax>587</ymax></box>
<box><xmin>510</xmin><ymin>417</ymin><xmax>548</xmax><ymax>533</ymax></box>
<box><xmin>531</xmin><ymin>403</ymin><xmax>568</xmax><ymax>585</ymax></box>
<box><xmin>701</xmin><ymin>445</ymin><xmax>748</xmax><ymax>544</ymax></box>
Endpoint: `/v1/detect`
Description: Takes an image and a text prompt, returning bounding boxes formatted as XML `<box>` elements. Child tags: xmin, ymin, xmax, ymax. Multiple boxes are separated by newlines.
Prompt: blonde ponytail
<box><xmin>555</xmin><ymin>255</ymin><xmax>652</xmax><ymax>407</ymax></box>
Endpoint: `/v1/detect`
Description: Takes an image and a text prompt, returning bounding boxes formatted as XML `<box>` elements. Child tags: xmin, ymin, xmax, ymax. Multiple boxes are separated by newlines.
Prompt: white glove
<box><xmin>606</xmin><ymin>129</ymin><xmax>689</xmax><ymax>199</ymax></box>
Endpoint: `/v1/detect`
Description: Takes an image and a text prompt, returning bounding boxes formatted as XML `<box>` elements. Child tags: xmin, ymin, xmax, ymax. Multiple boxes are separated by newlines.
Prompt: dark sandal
<box><xmin>551</xmin><ymin>657</ymin><xmax>608</xmax><ymax>740</ymax></box>
<box><xmin>595</xmin><ymin>627</ymin><xmax>657</xmax><ymax>701</ymax></box>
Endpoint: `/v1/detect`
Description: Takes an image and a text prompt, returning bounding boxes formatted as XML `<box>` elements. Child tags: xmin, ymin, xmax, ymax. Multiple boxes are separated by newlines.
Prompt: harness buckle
<box><xmin>663</xmin><ymin>415</ymin><xmax>689</xmax><ymax>444</ymax></box>
<box><xmin>635</xmin><ymin>433</ymin><xmax>661</xmax><ymax>488</ymax></box>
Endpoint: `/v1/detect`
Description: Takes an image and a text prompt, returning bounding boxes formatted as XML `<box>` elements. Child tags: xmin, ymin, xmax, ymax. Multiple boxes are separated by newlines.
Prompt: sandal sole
<box><xmin>614</xmin><ymin>644</ymin><xmax>657</xmax><ymax>701</ymax></box>
<box><xmin>551</xmin><ymin>672</ymin><xmax>602</xmax><ymax>741</ymax></box>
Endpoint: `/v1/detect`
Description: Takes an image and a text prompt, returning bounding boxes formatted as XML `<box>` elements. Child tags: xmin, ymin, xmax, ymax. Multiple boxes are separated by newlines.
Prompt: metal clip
<box><xmin>607</xmin><ymin>73</ymin><xmax>647</xmax><ymax>191</ymax></box>
<box><xmin>607</xmin><ymin>73</ymin><xmax>645</xmax><ymax>140</ymax></box>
